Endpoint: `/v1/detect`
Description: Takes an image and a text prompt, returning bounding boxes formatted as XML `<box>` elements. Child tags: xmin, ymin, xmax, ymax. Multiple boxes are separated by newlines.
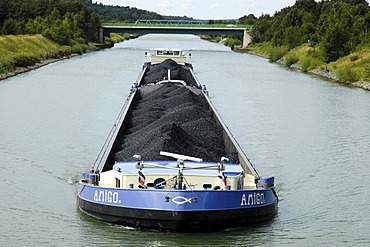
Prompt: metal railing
<box><xmin>101</xmin><ymin>22</ymin><xmax>253</xmax><ymax>29</ymax></box>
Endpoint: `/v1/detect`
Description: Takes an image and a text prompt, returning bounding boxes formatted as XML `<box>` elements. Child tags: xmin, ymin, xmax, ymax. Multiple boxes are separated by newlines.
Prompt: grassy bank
<box><xmin>246</xmin><ymin>42</ymin><xmax>370</xmax><ymax>87</ymax></box>
<box><xmin>328</xmin><ymin>48</ymin><xmax>370</xmax><ymax>82</ymax></box>
<box><xmin>104</xmin><ymin>33</ymin><xmax>139</xmax><ymax>43</ymax></box>
<box><xmin>0</xmin><ymin>33</ymin><xmax>136</xmax><ymax>77</ymax></box>
<box><xmin>0</xmin><ymin>34</ymin><xmax>93</xmax><ymax>74</ymax></box>
<box><xmin>201</xmin><ymin>35</ymin><xmax>242</xmax><ymax>49</ymax></box>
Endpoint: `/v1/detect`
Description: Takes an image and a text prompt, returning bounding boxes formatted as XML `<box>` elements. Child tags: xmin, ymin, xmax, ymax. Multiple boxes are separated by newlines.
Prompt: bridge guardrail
<box><xmin>101</xmin><ymin>22</ymin><xmax>253</xmax><ymax>29</ymax></box>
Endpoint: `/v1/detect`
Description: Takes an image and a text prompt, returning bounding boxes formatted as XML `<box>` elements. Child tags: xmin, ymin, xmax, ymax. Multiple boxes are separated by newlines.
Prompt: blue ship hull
<box><xmin>77</xmin><ymin>52</ymin><xmax>279</xmax><ymax>232</ymax></box>
<box><xmin>78</xmin><ymin>183</ymin><xmax>278</xmax><ymax>232</ymax></box>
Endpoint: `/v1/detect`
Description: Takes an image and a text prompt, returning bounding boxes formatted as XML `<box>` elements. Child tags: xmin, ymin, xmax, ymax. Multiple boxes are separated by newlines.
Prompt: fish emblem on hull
<box><xmin>171</xmin><ymin>196</ymin><xmax>192</xmax><ymax>205</ymax></box>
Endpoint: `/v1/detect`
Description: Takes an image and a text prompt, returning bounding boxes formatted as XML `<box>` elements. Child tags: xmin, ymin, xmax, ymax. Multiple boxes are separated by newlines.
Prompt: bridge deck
<box><xmin>135</xmin><ymin>19</ymin><xmax>206</xmax><ymax>25</ymax></box>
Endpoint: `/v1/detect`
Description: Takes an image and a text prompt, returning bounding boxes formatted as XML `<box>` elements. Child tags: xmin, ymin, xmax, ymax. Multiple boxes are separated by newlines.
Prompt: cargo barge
<box><xmin>77</xmin><ymin>48</ymin><xmax>278</xmax><ymax>232</ymax></box>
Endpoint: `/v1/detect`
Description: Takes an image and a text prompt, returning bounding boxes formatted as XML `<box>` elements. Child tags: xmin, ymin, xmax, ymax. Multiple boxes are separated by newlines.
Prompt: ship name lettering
<box><xmin>241</xmin><ymin>192</ymin><xmax>265</xmax><ymax>206</ymax></box>
<box><xmin>93</xmin><ymin>190</ymin><xmax>120</xmax><ymax>204</ymax></box>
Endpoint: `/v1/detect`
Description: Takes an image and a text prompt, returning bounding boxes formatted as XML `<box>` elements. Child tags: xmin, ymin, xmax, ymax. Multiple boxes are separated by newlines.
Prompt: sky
<box><xmin>96</xmin><ymin>0</ymin><xmax>298</xmax><ymax>19</ymax></box>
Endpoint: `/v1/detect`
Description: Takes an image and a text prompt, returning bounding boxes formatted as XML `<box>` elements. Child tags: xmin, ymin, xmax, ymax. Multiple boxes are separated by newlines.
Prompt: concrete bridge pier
<box><xmin>243</xmin><ymin>30</ymin><xmax>251</xmax><ymax>48</ymax></box>
<box><xmin>98</xmin><ymin>28</ymin><xmax>104</xmax><ymax>43</ymax></box>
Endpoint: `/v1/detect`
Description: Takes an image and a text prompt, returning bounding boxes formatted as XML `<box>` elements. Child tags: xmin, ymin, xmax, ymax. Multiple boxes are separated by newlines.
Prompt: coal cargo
<box><xmin>113</xmin><ymin>59</ymin><xmax>238</xmax><ymax>163</ymax></box>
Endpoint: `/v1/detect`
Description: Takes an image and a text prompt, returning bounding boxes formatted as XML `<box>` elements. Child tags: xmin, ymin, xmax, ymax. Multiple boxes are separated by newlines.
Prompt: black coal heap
<box><xmin>113</xmin><ymin>60</ymin><xmax>238</xmax><ymax>163</ymax></box>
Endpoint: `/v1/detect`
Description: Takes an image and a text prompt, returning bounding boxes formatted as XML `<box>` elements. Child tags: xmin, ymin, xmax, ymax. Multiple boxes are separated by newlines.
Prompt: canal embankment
<box><xmin>235</xmin><ymin>43</ymin><xmax>370</xmax><ymax>91</ymax></box>
<box><xmin>201</xmin><ymin>35</ymin><xmax>370</xmax><ymax>91</ymax></box>
<box><xmin>0</xmin><ymin>33</ymin><xmax>137</xmax><ymax>81</ymax></box>
<box><xmin>0</xmin><ymin>35</ymin><xmax>75</xmax><ymax>80</ymax></box>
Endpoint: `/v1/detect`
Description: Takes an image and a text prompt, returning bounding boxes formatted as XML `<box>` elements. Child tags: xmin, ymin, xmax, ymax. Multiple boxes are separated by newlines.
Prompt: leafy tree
<box><xmin>284</xmin><ymin>26</ymin><xmax>303</xmax><ymax>49</ymax></box>
<box><xmin>251</xmin><ymin>14</ymin><xmax>273</xmax><ymax>43</ymax></box>
<box><xmin>250</xmin><ymin>0</ymin><xmax>370</xmax><ymax>62</ymax></box>
<box><xmin>320</xmin><ymin>1</ymin><xmax>353</xmax><ymax>62</ymax></box>
<box><xmin>1</xmin><ymin>18</ymin><xmax>24</xmax><ymax>35</ymax></box>
<box><xmin>1</xmin><ymin>0</ymin><xmax>101</xmax><ymax>45</ymax></box>
<box><xmin>0</xmin><ymin>1</ymin><xmax>10</xmax><ymax>26</ymax></box>
<box><xmin>295</xmin><ymin>0</ymin><xmax>317</xmax><ymax>13</ymax></box>
<box><xmin>239</xmin><ymin>14</ymin><xmax>257</xmax><ymax>25</ymax></box>
<box><xmin>300</xmin><ymin>12</ymin><xmax>316</xmax><ymax>43</ymax></box>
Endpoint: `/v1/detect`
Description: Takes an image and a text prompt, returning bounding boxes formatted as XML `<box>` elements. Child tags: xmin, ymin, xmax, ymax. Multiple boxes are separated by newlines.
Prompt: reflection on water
<box><xmin>1</xmin><ymin>34</ymin><xmax>370</xmax><ymax>246</ymax></box>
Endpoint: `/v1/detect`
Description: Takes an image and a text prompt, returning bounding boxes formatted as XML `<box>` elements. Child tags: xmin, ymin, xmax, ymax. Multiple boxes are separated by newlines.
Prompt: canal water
<box><xmin>1</xmin><ymin>34</ymin><xmax>370</xmax><ymax>246</ymax></box>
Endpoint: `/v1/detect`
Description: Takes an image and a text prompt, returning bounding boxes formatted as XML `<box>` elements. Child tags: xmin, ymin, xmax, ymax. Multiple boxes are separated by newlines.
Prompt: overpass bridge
<box><xmin>134</xmin><ymin>19</ymin><xmax>206</xmax><ymax>25</ymax></box>
<box><xmin>99</xmin><ymin>24</ymin><xmax>252</xmax><ymax>47</ymax></box>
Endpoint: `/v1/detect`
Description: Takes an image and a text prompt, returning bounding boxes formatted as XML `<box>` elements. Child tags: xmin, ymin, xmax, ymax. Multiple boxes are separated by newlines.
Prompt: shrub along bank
<box><xmin>245</xmin><ymin>42</ymin><xmax>370</xmax><ymax>90</ymax></box>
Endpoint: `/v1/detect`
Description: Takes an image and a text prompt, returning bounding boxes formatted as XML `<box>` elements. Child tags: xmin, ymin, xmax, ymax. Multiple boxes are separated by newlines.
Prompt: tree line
<box><xmin>78</xmin><ymin>0</ymin><xmax>193</xmax><ymax>22</ymax></box>
<box><xmin>2</xmin><ymin>0</ymin><xmax>369</xmax><ymax>64</ymax></box>
<box><xmin>247</xmin><ymin>0</ymin><xmax>370</xmax><ymax>62</ymax></box>
<box><xmin>0</xmin><ymin>0</ymin><xmax>196</xmax><ymax>46</ymax></box>
<box><xmin>0</xmin><ymin>0</ymin><xmax>100</xmax><ymax>45</ymax></box>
